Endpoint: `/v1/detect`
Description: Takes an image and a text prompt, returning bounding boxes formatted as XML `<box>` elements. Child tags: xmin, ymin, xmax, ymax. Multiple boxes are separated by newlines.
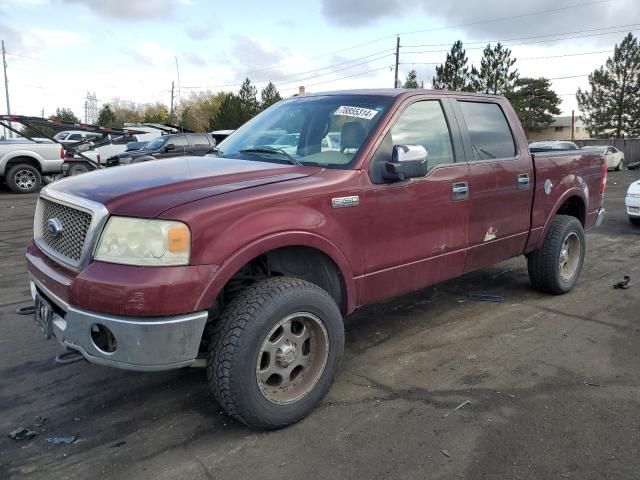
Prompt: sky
<box><xmin>0</xmin><ymin>0</ymin><xmax>638</xmax><ymax>121</ymax></box>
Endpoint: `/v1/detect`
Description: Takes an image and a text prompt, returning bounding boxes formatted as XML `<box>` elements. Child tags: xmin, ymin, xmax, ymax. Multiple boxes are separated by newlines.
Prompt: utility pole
<box><xmin>393</xmin><ymin>36</ymin><xmax>400</xmax><ymax>88</ymax></box>
<box><xmin>2</xmin><ymin>40</ymin><xmax>12</xmax><ymax>138</ymax></box>
<box><xmin>170</xmin><ymin>80</ymin><xmax>174</xmax><ymax>119</ymax></box>
<box><xmin>571</xmin><ymin>110</ymin><xmax>575</xmax><ymax>141</ymax></box>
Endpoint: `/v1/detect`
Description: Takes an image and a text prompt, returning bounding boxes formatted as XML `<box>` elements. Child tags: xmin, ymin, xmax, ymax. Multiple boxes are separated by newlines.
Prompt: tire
<box><xmin>42</xmin><ymin>174</ymin><xmax>62</xmax><ymax>185</ymax></box>
<box><xmin>67</xmin><ymin>164</ymin><xmax>89</xmax><ymax>176</ymax></box>
<box><xmin>630</xmin><ymin>217</ymin><xmax>640</xmax><ymax>226</ymax></box>
<box><xmin>206</xmin><ymin>277</ymin><xmax>344</xmax><ymax>429</ymax></box>
<box><xmin>527</xmin><ymin>215</ymin><xmax>586</xmax><ymax>295</ymax></box>
<box><xmin>6</xmin><ymin>164</ymin><xmax>41</xmax><ymax>193</ymax></box>
<box><xmin>616</xmin><ymin>159</ymin><xmax>623</xmax><ymax>171</ymax></box>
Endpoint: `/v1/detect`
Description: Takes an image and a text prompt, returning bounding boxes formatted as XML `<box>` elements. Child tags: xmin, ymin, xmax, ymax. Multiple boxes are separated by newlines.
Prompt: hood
<box><xmin>47</xmin><ymin>156</ymin><xmax>320</xmax><ymax>217</ymax></box>
<box><xmin>628</xmin><ymin>179</ymin><xmax>640</xmax><ymax>193</ymax></box>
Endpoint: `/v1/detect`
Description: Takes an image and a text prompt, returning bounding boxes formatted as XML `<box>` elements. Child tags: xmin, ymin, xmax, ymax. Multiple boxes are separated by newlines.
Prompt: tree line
<box><xmin>404</xmin><ymin>33</ymin><xmax>640</xmax><ymax>138</ymax></box>
<box><xmin>40</xmin><ymin>33</ymin><xmax>640</xmax><ymax>139</ymax></box>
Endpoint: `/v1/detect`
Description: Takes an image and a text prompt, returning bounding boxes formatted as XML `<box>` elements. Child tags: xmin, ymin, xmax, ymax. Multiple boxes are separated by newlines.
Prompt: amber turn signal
<box><xmin>167</xmin><ymin>225</ymin><xmax>190</xmax><ymax>253</ymax></box>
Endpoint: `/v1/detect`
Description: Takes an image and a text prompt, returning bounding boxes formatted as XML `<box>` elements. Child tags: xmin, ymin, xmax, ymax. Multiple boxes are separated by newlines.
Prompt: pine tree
<box><xmin>577</xmin><ymin>33</ymin><xmax>640</xmax><ymax>138</ymax></box>
<box><xmin>260</xmin><ymin>82</ymin><xmax>282</xmax><ymax>109</ymax></box>
<box><xmin>470</xmin><ymin>43</ymin><xmax>518</xmax><ymax>95</ymax></box>
<box><xmin>238</xmin><ymin>77</ymin><xmax>260</xmax><ymax>121</ymax></box>
<box><xmin>97</xmin><ymin>104</ymin><xmax>117</xmax><ymax>127</ymax></box>
<box><xmin>50</xmin><ymin>107</ymin><xmax>80</xmax><ymax>124</ymax></box>
<box><xmin>403</xmin><ymin>70</ymin><xmax>420</xmax><ymax>89</ymax></box>
<box><xmin>507</xmin><ymin>78</ymin><xmax>561</xmax><ymax>134</ymax></box>
<box><xmin>432</xmin><ymin>41</ymin><xmax>470</xmax><ymax>91</ymax></box>
<box><xmin>209</xmin><ymin>94</ymin><xmax>245</xmax><ymax>130</ymax></box>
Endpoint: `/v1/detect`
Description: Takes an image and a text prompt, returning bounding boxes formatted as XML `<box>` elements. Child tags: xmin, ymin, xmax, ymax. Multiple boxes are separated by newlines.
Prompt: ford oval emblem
<box><xmin>46</xmin><ymin>218</ymin><xmax>63</xmax><ymax>238</ymax></box>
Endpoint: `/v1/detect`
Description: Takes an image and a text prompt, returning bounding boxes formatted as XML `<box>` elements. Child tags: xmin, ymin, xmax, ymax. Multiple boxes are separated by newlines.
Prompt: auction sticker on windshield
<box><xmin>334</xmin><ymin>106</ymin><xmax>379</xmax><ymax>120</ymax></box>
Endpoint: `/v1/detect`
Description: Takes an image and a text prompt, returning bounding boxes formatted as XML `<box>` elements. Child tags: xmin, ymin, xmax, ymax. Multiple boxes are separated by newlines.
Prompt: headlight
<box><xmin>95</xmin><ymin>217</ymin><xmax>190</xmax><ymax>266</ymax></box>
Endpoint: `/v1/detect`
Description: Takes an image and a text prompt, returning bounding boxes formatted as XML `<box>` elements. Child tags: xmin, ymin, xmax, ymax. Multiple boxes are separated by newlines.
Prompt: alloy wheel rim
<box><xmin>256</xmin><ymin>312</ymin><xmax>329</xmax><ymax>405</ymax></box>
<box><xmin>559</xmin><ymin>232</ymin><xmax>581</xmax><ymax>281</ymax></box>
<box><xmin>15</xmin><ymin>170</ymin><xmax>36</xmax><ymax>190</ymax></box>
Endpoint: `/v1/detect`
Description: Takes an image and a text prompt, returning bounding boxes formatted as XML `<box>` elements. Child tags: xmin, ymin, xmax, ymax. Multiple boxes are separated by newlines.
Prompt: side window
<box><xmin>172</xmin><ymin>135</ymin><xmax>188</xmax><ymax>147</ymax></box>
<box><xmin>190</xmin><ymin>134</ymin><xmax>211</xmax><ymax>146</ymax></box>
<box><xmin>389</xmin><ymin>101</ymin><xmax>454</xmax><ymax>170</ymax></box>
<box><xmin>458</xmin><ymin>101</ymin><xmax>516</xmax><ymax>160</ymax></box>
<box><xmin>68</xmin><ymin>134</ymin><xmax>82</xmax><ymax>141</ymax></box>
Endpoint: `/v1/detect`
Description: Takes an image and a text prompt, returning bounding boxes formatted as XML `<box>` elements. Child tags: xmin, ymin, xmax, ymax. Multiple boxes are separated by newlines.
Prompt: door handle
<box><xmin>452</xmin><ymin>181</ymin><xmax>469</xmax><ymax>200</ymax></box>
<box><xmin>517</xmin><ymin>173</ymin><xmax>530</xmax><ymax>190</ymax></box>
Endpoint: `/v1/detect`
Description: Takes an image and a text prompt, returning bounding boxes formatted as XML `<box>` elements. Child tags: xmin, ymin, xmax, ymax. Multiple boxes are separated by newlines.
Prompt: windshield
<box><xmin>216</xmin><ymin>94</ymin><xmax>394</xmax><ymax>168</ymax></box>
<box><xmin>146</xmin><ymin>137</ymin><xmax>166</xmax><ymax>150</ymax></box>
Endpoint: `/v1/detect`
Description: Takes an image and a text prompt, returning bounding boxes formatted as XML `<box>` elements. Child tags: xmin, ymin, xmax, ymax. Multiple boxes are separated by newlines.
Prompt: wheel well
<box><xmin>218</xmin><ymin>246</ymin><xmax>346</xmax><ymax>314</ymax></box>
<box><xmin>556</xmin><ymin>196</ymin><xmax>585</xmax><ymax>225</ymax></box>
<box><xmin>5</xmin><ymin>156</ymin><xmax>42</xmax><ymax>173</ymax></box>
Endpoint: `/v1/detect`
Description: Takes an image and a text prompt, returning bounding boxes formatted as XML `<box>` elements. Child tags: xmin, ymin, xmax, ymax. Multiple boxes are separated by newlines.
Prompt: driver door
<box><xmin>362</xmin><ymin>98</ymin><xmax>470</xmax><ymax>305</ymax></box>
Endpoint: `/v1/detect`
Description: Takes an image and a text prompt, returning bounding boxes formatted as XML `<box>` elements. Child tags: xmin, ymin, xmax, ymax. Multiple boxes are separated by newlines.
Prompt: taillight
<box><xmin>60</xmin><ymin>147</ymin><xmax>65</xmax><ymax>159</ymax></box>
<box><xmin>97</xmin><ymin>154</ymin><xmax>101</xmax><ymax>162</ymax></box>
<box><xmin>600</xmin><ymin>158</ymin><xmax>607</xmax><ymax>194</ymax></box>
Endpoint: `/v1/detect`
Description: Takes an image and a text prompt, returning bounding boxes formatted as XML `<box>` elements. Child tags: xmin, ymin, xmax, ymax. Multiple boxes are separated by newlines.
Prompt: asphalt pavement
<box><xmin>1</xmin><ymin>170</ymin><xmax>639</xmax><ymax>480</ymax></box>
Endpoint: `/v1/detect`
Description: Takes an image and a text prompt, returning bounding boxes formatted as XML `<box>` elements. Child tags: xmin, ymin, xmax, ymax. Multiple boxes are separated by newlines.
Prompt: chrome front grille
<box><xmin>39</xmin><ymin>198</ymin><xmax>92</xmax><ymax>261</ymax></box>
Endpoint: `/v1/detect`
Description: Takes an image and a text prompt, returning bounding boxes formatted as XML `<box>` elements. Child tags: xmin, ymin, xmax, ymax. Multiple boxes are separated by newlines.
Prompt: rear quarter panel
<box><xmin>525</xmin><ymin>150</ymin><xmax>604</xmax><ymax>252</ymax></box>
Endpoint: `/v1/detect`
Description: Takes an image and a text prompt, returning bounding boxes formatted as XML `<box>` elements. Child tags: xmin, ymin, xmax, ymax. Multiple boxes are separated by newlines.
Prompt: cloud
<box><xmin>30</xmin><ymin>29</ymin><xmax>85</xmax><ymax>48</ymax></box>
<box><xmin>228</xmin><ymin>35</ymin><xmax>292</xmax><ymax>80</ymax></box>
<box><xmin>320</xmin><ymin>0</ymin><xmax>634</xmax><ymax>39</ymax></box>
<box><xmin>185</xmin><ymin>25</ymin><xmax>213</xmax><ymax>40</ymax></box>
<box><xmin>183</xmin><ymin>51</ymin><xmax>207</xmax><ymax>66</ymax></box>
<box><xmin>61</xmin><ymin>0</ymin><xmax>175</xmax><ymax>19</ymax></box>
<box><xmin>131</xmin><ymin>40</ymin><xmax>173</xmax><ymax>67</ymax></box>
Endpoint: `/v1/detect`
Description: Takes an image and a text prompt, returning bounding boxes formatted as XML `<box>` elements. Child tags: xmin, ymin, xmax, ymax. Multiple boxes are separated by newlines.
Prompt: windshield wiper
<box><xmin>239</xmin><ymin>147</ymin><xmax>303</xmax><ymax>166</ymax></box>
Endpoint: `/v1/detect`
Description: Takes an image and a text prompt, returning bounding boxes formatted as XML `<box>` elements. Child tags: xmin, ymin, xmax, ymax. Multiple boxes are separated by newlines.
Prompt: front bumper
<box><xmin>626</xmin><ymin>195</ymin><xmax>640</xmax><ymax>217</ymax></box>
<box><xmin>31</xmin><ymin>276</ymin><xmax>208</xmax><ymax>371</ymax></box>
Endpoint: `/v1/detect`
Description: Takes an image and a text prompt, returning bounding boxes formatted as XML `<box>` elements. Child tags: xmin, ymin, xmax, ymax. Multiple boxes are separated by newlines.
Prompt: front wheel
<box><xmin>616</xmin><ymin>159</ymin><xmax>624</xmax><ymax>171</ymax></box>
<box><xmin>527</xmin><ymin>215</ymin><xmax>586</xmax><ymax>294</ymax></box>
<box><xmin>6</xmin><ymin>164</ymin><xmax>41</xmax><ymax>193</ymax></box>
<box><xmin>206</xmin><ymin>277</ymin><xmax>344</xmax><ymax>429</ymax></box>
<box><xmin>630</xmin><ymin>216</ymin><xmax>640</xmax><ymax>226</ymax></box>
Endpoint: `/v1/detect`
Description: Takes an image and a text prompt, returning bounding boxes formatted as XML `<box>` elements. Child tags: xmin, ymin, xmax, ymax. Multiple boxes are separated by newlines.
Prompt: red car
<box><xmin>27</xmin><ymin>89</ymin><xmax>606</xmax><ymax>429</ymax></box>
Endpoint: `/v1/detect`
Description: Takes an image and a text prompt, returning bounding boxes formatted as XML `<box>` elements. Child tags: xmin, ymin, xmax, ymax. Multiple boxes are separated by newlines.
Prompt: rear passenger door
<box><xmin>188</xmin><ymin>134</ymin><xmax>214</xmax><ymax>156</ymax></box>
<box><xmin>452</xmin><ymin>99</ymin><xmax>534</xmax><ymax>272</ymax></box>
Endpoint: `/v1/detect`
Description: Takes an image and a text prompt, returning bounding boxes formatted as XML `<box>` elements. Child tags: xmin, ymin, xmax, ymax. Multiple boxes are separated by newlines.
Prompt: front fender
<box><xmin>194</xmin><ymin>231</ymin><xmax>357</xmax><ymax>314</ymax></box>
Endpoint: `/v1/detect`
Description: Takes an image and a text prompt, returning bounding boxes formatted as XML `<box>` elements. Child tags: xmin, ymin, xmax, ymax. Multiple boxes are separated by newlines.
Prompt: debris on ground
<box><xmin>468</xmin><ymin>294</ymin><xmax>505</xmax><ymax>303</ymax></box>
<box><xmin>8</xmin><ymin>427</ymin><xmax>39</xmax><ymax>440</ymax></box>
<box><xmin>440</xmin><ymin>449</ymin><xmax>451</xmax><ymax>458</ymax></box>
<box><xmin>15</xmin><ymin>305</ymin><xmax>35</xmax><ymax>315</ymax></box>
<box><xmin>47</xmin><ymin>436</ymin><xmax>77</xmax><ymax>444</ymax></box>
<box><xmin>443</xmin><ymin>400</ymin><xmax>472</xmax><ymax>418</ymax></box>
<box><xmin>33</xmin><ymin>416</ymin><xmax>47</xmax><ymax>427</ymax></box>
<box><xmin>613</xmin><ymin>275</ymin><xmax>633</xmax><ymax>290</ymax></box>
<box><xmin>584</xmin><ymin>381</ymin><xmax>600</xmax><ymax>387</ymax></box>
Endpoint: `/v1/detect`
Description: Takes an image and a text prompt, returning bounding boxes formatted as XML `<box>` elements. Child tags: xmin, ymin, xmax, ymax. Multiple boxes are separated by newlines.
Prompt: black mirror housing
<box><xmin>381</xmin><ymin>145</ymin><xmax>428</xmax><ymax>182</ymax></box>
<box><xmin>165</xmin><ymin>143</ymin><xmax>175</xmax><ymax>152</ymax></box>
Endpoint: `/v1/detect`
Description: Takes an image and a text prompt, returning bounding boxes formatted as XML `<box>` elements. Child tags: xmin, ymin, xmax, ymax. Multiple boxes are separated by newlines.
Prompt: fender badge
<box><xmin>332</xmin><ymin>196</ymin><xmax>360</xmax><ymax>209</ymax></box>
<box><xmin>544</xmin><ymin>179</ymin><xmax>553</xmax><ymax>195</ymax></box>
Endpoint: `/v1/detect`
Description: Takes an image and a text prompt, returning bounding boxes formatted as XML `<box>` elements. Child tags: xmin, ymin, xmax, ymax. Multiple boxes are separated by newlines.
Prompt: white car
<box><xmin>626</xmin><ymin>179</ymin><xmax>640</xmax><ymax>225</ymax></box>
<box><xmin>581</xmin><ymin>145</ymin><xmax>625</xmax><ymax>170</ymax></box>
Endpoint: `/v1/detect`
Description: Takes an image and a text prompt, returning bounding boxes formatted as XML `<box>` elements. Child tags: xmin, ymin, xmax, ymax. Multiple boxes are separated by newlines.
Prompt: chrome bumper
<box><xmin>595</xmin><ymin>208</ymin><xmax>606</xmax><ymax>227</ymax></box>
<box><xmin>30</xmin><ymin>277</ymin><xmax>208</xmax><ymax>372</ymax></box>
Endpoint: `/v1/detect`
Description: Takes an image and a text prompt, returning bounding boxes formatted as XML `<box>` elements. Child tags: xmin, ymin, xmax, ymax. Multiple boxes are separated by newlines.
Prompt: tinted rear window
<box><xmin>459</xmin><ymin>101</ymin><xmax>516</xmax><ymax>160</ymax></box>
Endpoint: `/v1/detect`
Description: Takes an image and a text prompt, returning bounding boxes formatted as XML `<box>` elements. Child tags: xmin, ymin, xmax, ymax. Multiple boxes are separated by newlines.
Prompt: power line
<box><xmin>399</xmin><ymin>49</ymin><xmax>612</xmax><ymax>66</ymax></box>
<box><xmin>278</xmin><ymin>65</ymin><xmax>394</xmax><ymax>93</ymax></box>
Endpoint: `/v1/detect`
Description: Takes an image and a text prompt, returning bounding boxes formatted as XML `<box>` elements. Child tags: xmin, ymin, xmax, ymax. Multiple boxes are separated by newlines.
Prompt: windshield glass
<box><xmin>216</xmin><ymin>94</ymin><xmax>394</xmax><ymax>168</ymax></box>
<box><xmin>146</xmin><ymin>137</ymin><xmax>166</xmax><ymax>150</ymax></box>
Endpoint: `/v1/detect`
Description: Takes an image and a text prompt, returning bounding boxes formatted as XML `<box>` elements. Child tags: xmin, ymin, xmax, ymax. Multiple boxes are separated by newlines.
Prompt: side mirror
<box><xmin>382</xmin><ymin>145</ymin><xmax>428</xmax><ymax>182</ymax></box>
<box><xmin>165</xmin><ymin>143</ymin><xmax>175</xmax><ymax>152</ymax></box>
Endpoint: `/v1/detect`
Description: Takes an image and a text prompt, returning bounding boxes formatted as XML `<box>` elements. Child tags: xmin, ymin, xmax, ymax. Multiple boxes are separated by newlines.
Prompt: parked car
<box><xmin>54</xmin><ymin>130</ymin><xmax>103</xmax><ymax>144</ymax></box>
<box><xmin>581</xmin><ymin>145</ymin><xmax>625</xmax><ymax>170</ymax></box>
<box><xmin>210</xmin><ymin>129</ymin><xmax>234</xmax><ymax>144</ymax></box>
<box><xmin>109</xmin><ymin>132</ymin><xmax>215</xmax><ymax>165</ymax></box>
<box><xmin>529</xmin><ymin>141</ymin><xmax>579</xmax><ymax>152</ymax></box>
<box><xmin>125</xmin><ymin>140</ymin><xmax>148</xmax><ymax>152</ymax></box>
<box><xmin>0</xmin><ymin>141</ymin><xmax>63</xmax><ymax>193</ymax></box>
<box><xmin>625</xmin><ymin>179</ymin><xmax>640</xmax><ymax>225</ymax></box>
<box><xmin>27</xmin><ymin>89</ymin><xmax>606</xmax><ymax>429</ymax></box>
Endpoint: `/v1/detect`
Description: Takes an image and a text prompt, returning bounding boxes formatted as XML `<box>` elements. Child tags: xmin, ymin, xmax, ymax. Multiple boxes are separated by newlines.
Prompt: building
<box><xmin>527</xmin><ymin>116</ymin><xmax>591</xmax><ymax>141</ymax></box>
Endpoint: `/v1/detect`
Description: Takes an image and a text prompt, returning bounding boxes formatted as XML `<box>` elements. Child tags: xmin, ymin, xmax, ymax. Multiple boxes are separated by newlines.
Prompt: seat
<box><xmin>340</xmin><ymin>122</ymin><xmax>365</xmax><ymax>153</ymax></box>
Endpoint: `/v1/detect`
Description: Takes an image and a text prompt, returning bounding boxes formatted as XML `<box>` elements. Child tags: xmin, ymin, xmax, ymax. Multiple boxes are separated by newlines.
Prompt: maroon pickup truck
<box><xmin>26</xmin><ymin>89</ymin><xmax>606</xmax><ymax>429</ymax></box>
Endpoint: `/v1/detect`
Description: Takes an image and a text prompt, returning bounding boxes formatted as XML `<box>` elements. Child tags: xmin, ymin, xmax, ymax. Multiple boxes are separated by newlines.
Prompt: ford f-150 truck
<box><xmin>26</xmin><ymin>89</ymin><xmax>606</xmax><ymax>429</ymax></box>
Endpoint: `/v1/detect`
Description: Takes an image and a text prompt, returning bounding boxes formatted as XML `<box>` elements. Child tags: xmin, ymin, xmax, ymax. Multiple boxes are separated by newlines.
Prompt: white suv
<box><xmin>626</xmin><ymin>179</ymin><xmax>640</xmax><ymax>225</ymax></box>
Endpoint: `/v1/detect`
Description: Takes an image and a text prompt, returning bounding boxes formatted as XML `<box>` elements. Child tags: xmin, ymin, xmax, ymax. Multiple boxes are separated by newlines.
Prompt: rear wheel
<box><xmin>206</xmin><ymin>277</ymin><xmax>344</xmax><ymax>429</ymax></box>
<box><xmin>67</xmin><ymin>164</ymin><xmax>89</xmax><ymax>176</ymax></box>
<box><xmin>6</xmin><ymin>164</ymin><xmax>41</xmax><ymax>193</ymax></box>
<box><xmin>527</xmin><ymin>215</ymin><xmax>585</xmax><ymax>294</ymax></box>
